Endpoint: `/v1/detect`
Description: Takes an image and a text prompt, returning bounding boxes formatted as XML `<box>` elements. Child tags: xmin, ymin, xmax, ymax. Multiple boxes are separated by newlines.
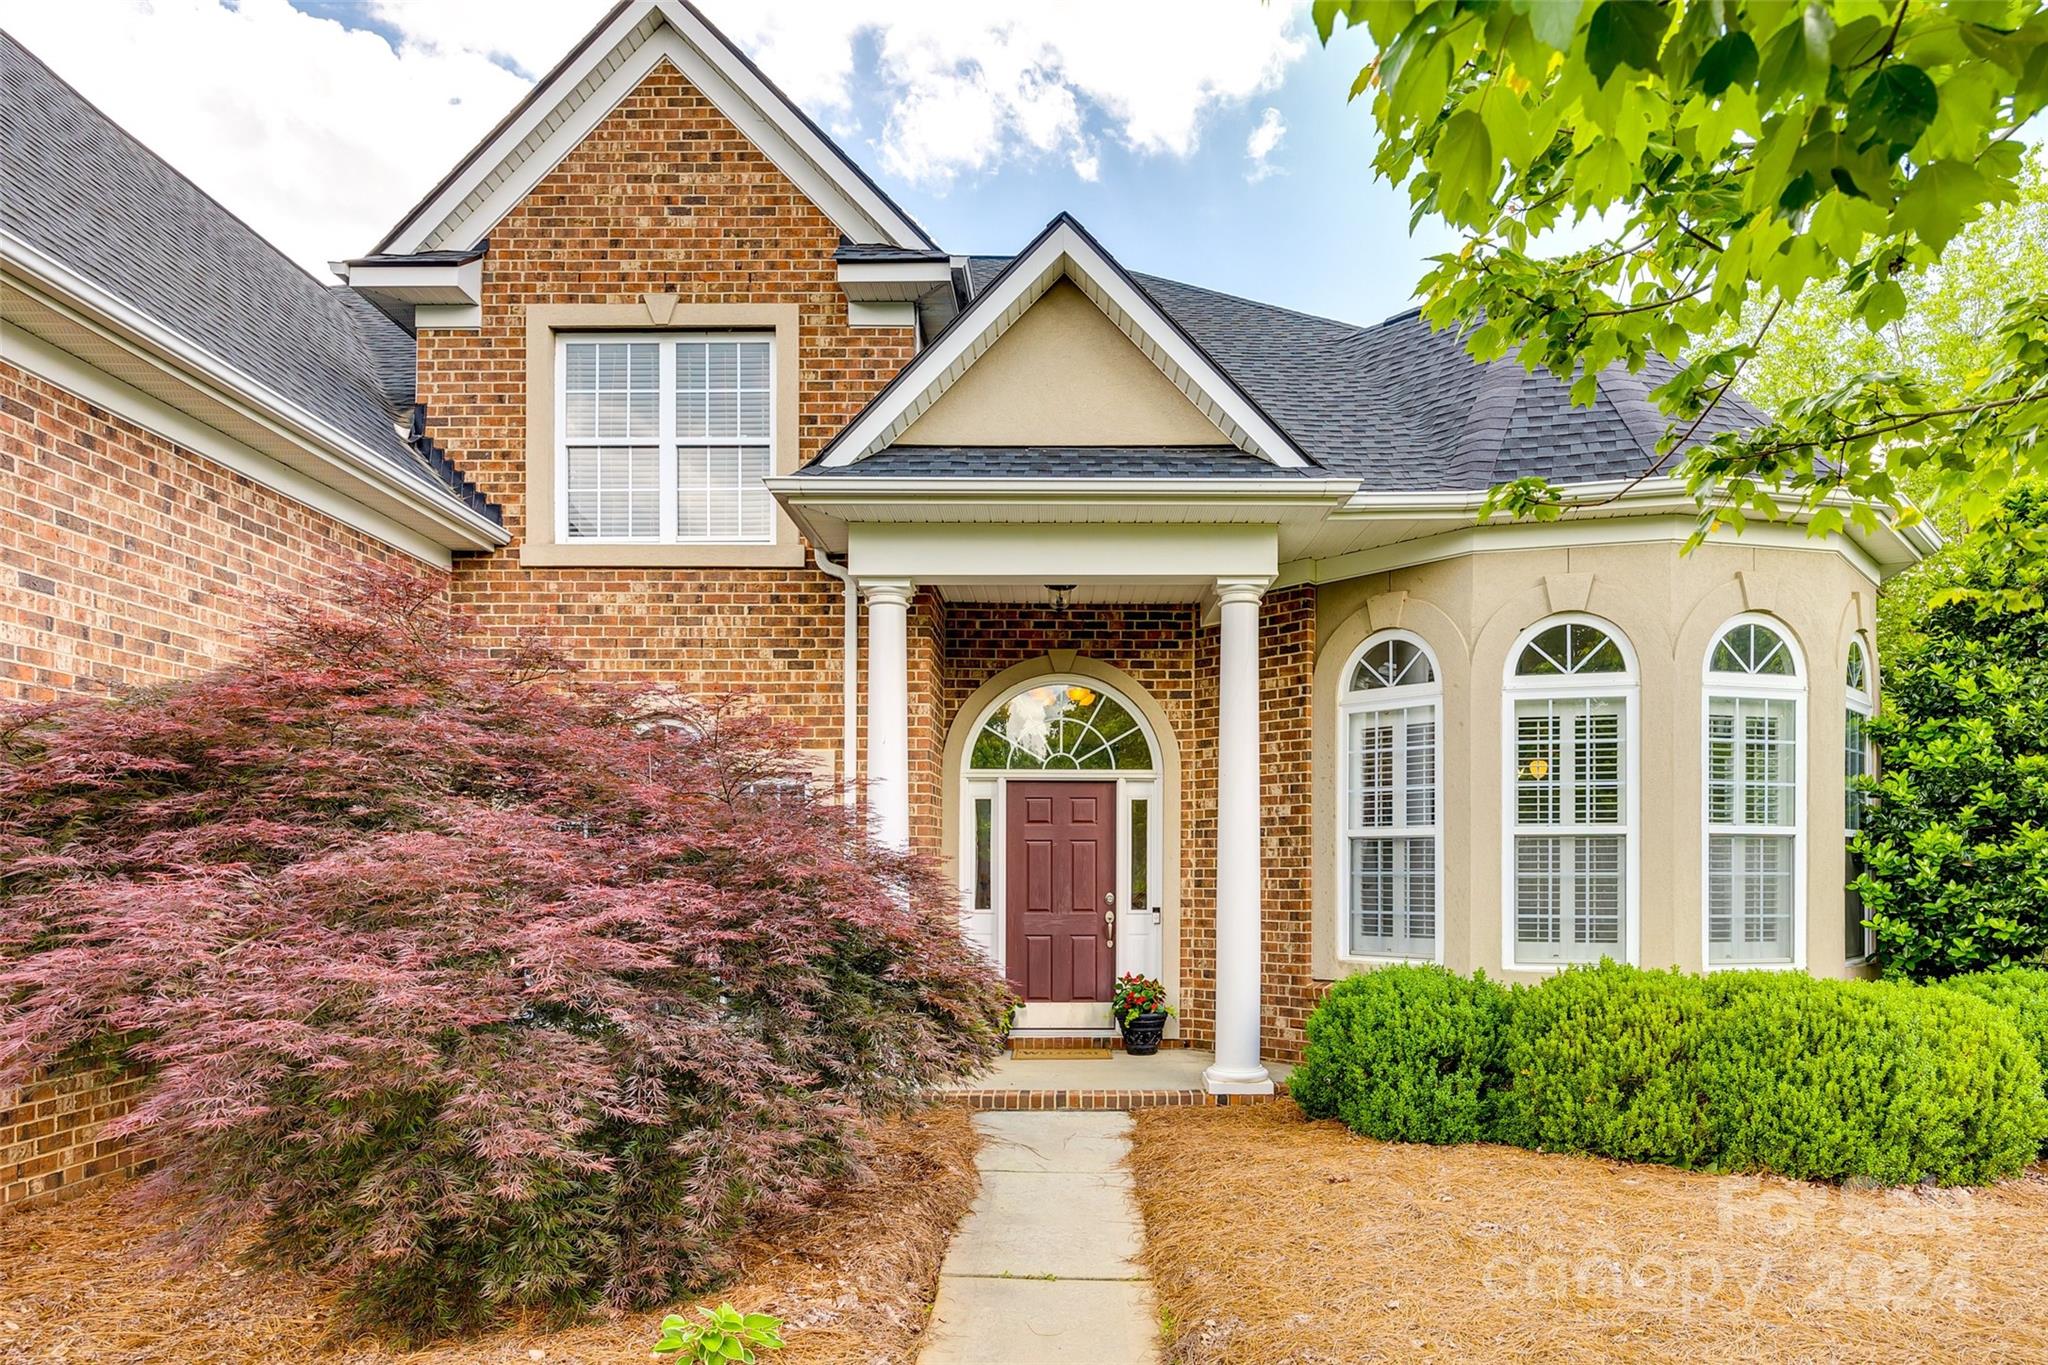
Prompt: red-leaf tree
<box><xmin>0</xmin><ymin>571</ymin><xmax>1008</xmax><ymax>1341</ymax></box>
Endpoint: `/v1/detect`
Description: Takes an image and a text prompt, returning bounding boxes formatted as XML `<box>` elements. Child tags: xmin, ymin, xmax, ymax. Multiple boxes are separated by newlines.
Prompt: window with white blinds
<box><xmin>1507</xmin><ymin>618</ymin><xmax>1635</xmax><ymax>967</ymax></box>
<box><xmin>559</xmin><ymin>334</ymin><xmax>774</xmax><ymax>544</ymax></box>
<box><xmin>1340</xmin><ymin>633</ymin><xmax>1440</xmax><ymax>960</ymax></box>
<box><xmin>1844</xmin><ymin>637</ymin><xmax>1875</xmax><ymax>961</ymax></box>
<box><xmin>1704</xmin><ymin>617</ymin><xmax>1805</xmax><ymax>968</ymax></box>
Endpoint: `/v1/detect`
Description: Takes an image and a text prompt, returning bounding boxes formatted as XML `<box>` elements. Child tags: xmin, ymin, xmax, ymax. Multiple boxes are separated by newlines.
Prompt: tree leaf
<box><xmin>1433</xmin><ymin>110</ymin><xmax>1496</xmax><ymax>218</ymax></box>
<box><xmin>1516</xmin><ymin>0</ymin><xmax>1589</xmax><ymax>53</ymax></box>
<box><xmin>1850</xmin><ymin>63</ymin><xmax>1940</xmax><ymax>150</ymax></box>
<box><xmin>1693</xmin><ymin>31</ymin><xmax>1760</xmax><ymax>97</ymax></box>
<box><xmin>1586</xmin><ymin>0</ymin><xmax>1672</xmax><ymax>85</ymax></box>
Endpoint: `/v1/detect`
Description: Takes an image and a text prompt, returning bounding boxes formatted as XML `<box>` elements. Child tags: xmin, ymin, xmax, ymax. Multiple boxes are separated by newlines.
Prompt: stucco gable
<box><xmin>896</xmin><ymin>281</ymin><xmax>1228</xmax><ymax>448</ymax></box>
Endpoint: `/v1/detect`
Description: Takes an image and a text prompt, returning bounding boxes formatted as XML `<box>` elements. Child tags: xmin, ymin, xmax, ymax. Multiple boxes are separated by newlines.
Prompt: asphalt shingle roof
<box><xmin>1</xmin><ymin>33</ymin><xmax>491</xmax><ymax>517</ymax></box>
<box><xmin>954</xmin><ymin>255</ymin><xmax>1759</xmax><ymax>492</ymax></box>
<box><xmin>802</xmin><ymin>446</ymin><xmax>1321</xmax><ymax>479</ymax></box>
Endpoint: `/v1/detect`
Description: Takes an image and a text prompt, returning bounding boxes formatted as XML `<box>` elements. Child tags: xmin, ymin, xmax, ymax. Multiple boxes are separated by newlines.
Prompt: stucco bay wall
<box><xmin>1309</xmin><ymin>537</ymin><xmax>1879</xmax><ymax>986</ymax></box>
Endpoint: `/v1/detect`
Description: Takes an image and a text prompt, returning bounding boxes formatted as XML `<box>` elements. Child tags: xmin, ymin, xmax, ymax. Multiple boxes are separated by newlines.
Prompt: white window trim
<box><xmin>1336</xmin><ymin>629</ymin><xmax>1446</xmax><ymax>966</ymax></box>
<box><xmin>553</xmin><ymin>331</ymin><xmax>776</xmax><ymax>548</ymax></box>
<box><xmin>1844</xmin><ymin>635</ymin><xmax>1877</xmax><ymax>963</ymax></box>
<box><xmin>1699</xmin><ymin>613</ymin><xmax>1808</xmax><ymax>973</ymax></box>
<box><xmin>1499</xmin><ymin>613</ymin><xmax>1642</xmax><ymax>973</ymax></box>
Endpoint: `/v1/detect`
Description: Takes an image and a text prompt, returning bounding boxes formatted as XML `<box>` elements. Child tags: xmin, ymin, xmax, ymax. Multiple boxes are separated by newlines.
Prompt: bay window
<box><xmin>1844</xmin><ymin>636</ymin><xmax>1875</xmax><ymax>962</ymax></box>
<box><xmin>1704</xmin><ymin>618</ymin><xmax>1805</xmax><ymax>968</ymax></box>
<box><xmin>1505</xmin><ymin>618</ymin><xmax>1636</xmax><ymax>967</ymax></box>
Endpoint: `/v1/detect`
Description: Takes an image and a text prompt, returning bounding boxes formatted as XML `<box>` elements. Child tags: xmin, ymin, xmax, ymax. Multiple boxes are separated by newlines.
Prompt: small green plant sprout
<box><xmin>652</xmin><ymin>1304</ymin><xmax>784</xmax><ymax>1363</ymax></box>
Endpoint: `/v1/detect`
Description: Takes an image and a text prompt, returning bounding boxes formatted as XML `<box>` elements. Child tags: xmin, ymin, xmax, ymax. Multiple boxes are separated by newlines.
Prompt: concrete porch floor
<box><xmin>947</xmin><ymin>1048</ymin><xmax>1292</xmax><ymax>1103</ymax></box>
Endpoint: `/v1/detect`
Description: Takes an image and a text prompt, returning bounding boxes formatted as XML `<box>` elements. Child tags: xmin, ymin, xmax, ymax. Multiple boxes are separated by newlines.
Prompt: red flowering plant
<box><xmin>0</xmin><ymin>570</ymin><xmax>1008</xmax><ymax>1342</ymax></box>
<box><xmin>1110</xmin><ymin>973</ymin><xmax>1174</xmax><ymax>1027</ymax></box>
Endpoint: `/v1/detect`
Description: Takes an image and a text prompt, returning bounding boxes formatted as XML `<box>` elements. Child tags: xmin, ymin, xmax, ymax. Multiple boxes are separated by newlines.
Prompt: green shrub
<box><xmin>1943</xmin><ymin>966</ymin><xmax>2048</xmax><ymax>1145</ymax></box>
<box><xmin>1494</xmin><ymin>961</ymin><xmax>1714</xmax><ymax>1167</ymax></box>
<box><xmin>1291</xmin><ymin>965</ymin><xmax>1509</xmax><ymax>1144</ymax></box>
<box><xmin>1697</xmin><ymin>972</ymin><xmax>2046</xmax><ymax>1185</ymax></box>
<box><xmin>1853</xmin><ymin>483</ymin><xmax>2048</xmax><ymax>980</ymax></box>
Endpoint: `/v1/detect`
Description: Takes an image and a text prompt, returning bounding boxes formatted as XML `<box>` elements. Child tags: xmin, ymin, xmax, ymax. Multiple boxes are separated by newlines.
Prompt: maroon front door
<box><xmin>1005</xmin><ymin>780</ymin><xmax>1117</xmax><ymax>1003</ymax></box>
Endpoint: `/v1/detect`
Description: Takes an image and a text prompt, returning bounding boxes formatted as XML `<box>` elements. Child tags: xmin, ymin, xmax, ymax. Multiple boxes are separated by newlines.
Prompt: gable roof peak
<box><xmin>371</xmin><ymin>0</ymin><xmax>935</xmax><ymax>256</ymax></box>
<box><xmin>817</xmin><ymin>210</ymin><xmax>1314</xmax><ymax>469</ymax></box>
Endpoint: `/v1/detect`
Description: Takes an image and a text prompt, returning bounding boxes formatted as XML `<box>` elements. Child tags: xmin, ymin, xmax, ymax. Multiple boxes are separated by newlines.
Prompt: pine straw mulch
<box><xmin>1131</xmin><ymin>1101</ymin><xmax>2048</xmax><ymax>1365</ymax></box>
<box><xmin>0</xmin><ymin>1108</ymin><xmax>978</xmax><ymax>1365</ymax></box>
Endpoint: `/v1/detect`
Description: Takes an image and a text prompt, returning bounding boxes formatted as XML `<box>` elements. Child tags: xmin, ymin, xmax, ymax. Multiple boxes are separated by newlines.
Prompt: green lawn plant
<box><xmin>653</xmin><ymin>1304</ymin><xmax>784</xmax><ymax>1363</ymax></box>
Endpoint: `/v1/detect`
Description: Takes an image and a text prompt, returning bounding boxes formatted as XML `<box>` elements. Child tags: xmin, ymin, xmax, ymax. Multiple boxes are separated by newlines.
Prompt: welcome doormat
<box><xmin>1009</xmin><ymin>1041</ymin><xmax>1113</xmax><ymax>1060</ymax></box>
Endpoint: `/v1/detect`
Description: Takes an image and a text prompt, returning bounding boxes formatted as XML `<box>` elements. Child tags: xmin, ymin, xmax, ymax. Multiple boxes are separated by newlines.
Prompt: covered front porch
<box><xmin>849</xmin><ymin>522</ymin><xmax>1292</xmax><ymax>1098</ymax></box>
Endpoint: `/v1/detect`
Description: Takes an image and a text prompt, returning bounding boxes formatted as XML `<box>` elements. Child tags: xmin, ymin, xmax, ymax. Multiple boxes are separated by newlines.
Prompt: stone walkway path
<box><xmin>918</xmin><ymin>1111</ymin><xmax>1161</xmax><ymax>1365</ymax></box>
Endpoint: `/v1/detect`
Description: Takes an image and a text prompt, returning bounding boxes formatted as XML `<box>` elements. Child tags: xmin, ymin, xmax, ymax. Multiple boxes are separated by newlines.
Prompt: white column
<box><xmin>1205</xmin><ymin>577</ymin><xmax>1273</xmax><ymax>1095</ymax></box>
<box><xmin>861</xmin><ymin>578</ymin><xmax>915</xmax><ymax>852</ymax></box>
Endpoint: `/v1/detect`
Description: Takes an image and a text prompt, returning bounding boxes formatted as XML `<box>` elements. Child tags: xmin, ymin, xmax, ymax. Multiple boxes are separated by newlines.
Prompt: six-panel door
<box><xmin>1004</xmin><ymin>780</ymin><xmax>1118</xmax><ymax>1002</ymax></box>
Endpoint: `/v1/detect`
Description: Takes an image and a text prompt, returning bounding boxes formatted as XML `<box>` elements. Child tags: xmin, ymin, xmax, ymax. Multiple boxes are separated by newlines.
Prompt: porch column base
<box><xmin>1202</xmin><ymin>1063</ymin><xmax>1274</xmax><ymax>1096</ymax></box>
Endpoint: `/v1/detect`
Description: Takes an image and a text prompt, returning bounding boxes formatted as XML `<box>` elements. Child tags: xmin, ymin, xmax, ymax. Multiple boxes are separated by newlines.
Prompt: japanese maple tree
<box><xmin>0</xmin><ymin>571</ymin><xmax>1007</xmax><ymax>1341</ymax></box>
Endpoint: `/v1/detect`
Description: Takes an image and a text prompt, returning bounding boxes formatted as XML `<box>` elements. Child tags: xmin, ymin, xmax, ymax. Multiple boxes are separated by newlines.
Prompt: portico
<box><xmin>828</xmin><ymin>520</ymin><xmax>1310</xmax><ymax>1097</ymax></box>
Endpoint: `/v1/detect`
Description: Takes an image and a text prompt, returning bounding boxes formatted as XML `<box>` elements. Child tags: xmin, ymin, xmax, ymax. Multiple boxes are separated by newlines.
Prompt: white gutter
<box><xmin>770</xmin><ymin>474</ymin><xmax>1362</xmax><ymax>501</ymax></box>
<box><xmin>1</xmin><ymin>228</ymin><xmax>508</xmax><ymax>551</ymax></box>
<box><xmin>809</xmin><ymin>545</ymin><xmax>860</xmax><ymax>802</ymax></box>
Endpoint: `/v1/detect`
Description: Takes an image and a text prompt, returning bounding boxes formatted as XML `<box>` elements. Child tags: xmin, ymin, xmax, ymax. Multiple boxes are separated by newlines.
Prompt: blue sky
<box><xmin>0</xmin><ymin>1</ymin><xmax>1470</xmax><ymax>327</ymax></box>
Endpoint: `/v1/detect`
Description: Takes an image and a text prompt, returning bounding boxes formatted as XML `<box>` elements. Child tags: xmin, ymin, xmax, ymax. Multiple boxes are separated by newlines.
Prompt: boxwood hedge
<box><xmin>1295</xmin><ymin>960</ymin><xmax>2048</xmax><ymax>1187</ymax></box>
<box><xmin>1290</xmin><ymin>964</ymin><xmax>1509</xmax><ymax>1144</ymax></box>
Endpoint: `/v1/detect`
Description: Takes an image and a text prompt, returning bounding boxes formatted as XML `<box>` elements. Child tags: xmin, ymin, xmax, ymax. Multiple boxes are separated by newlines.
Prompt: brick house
<box><xmin>3</xmin><ymin>1</ymin><xmax>1933</xmax><ymax>1199</ymax></box>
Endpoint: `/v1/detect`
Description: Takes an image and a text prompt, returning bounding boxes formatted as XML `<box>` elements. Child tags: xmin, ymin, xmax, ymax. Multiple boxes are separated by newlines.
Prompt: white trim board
<box><xmin>375</xmin><ymin>0</ymin><xmax>932</xmax><ymax>256</ymax></box>
<box><xmin>815</xmin><ymin>215</ymin><xmax>1312</xmax><ymax>468</ymax></box>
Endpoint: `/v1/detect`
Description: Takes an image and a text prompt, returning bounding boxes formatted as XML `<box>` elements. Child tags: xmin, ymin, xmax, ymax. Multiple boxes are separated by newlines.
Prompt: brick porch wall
<box><xmin>420</xmin><ymin>63</ymin><xmax>915</xmax><ymax>757</ymax></box>
<box><xmin>0</xmin><ymin>359</ymin><xmax>445</xmax><ymax>1207</ymax></box>
<box><xmin>931</xmin><ymin>589</ymin><xmax>1320</xmax><ymax>1064</ymax></box>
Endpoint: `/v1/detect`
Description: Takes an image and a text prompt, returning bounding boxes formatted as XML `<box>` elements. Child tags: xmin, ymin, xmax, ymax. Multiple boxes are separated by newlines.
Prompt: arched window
<box><xmin>1340</xmin><ymin>632</ymin><xmax>1441</xmax><ymax>961</ymax></box>
<box><xmin>1505</xmin><ymin>617</ymin><xmax>1636</xmax><ymax>966</ymax></box>
<box><xmin>1844</xmin><ymin>636</ymin><xmax>1875</xmax><ymax>961</ymax></box>
<box><xmin>968</xmin><ymin>682</ymin><xmax>1155</xmax><ymax>771</ymax></box>
<box><xmin>1704</xmin><ymin>616</ymin><xmax>1805</xmax><ymax>968</ymax></box>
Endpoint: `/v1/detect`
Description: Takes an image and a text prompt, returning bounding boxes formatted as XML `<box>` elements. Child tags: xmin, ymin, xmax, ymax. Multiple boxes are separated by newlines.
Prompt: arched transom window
<box><xmin>968</xmin><ymin>682</ymin><xmax>1156</xmax><ymax>771</ymax></box>
<box><xmin>1340</xmin><ymin>631</ymin><xmax>1441</xmax><ymax>961</ymax></box>
<box><xmin>1506</xmin><ymin>616</ymin><xmax>1635</xmax><ymax>966</ymax></box>
<box><xmin>1704</xmin><ymin>616</ymin><xmax>1805</xmax><ymax>968</ymax></box>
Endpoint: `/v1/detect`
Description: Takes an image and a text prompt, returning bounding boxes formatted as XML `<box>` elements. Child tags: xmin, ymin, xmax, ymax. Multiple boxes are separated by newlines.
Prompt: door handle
<box><xmin>1104</xmin><ymin>905</ymin><xmax>1115</xmax><ymax>948</ymax></box>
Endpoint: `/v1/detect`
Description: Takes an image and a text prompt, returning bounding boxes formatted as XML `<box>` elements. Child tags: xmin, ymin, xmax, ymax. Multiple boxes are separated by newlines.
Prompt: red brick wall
<box><xmin>0</xmin><ymin>359</ymin><xmax>445</xmax><ymax>1206</ymax></box>
<box><xmin>0</xmin><ymin>362</ymin><xmax>437</xmax><ymax>703</ymax></box>
<box><xmin>419</xmin><ymin>62</ymin><xmax>916</xmax><ymax>757</ymax></box>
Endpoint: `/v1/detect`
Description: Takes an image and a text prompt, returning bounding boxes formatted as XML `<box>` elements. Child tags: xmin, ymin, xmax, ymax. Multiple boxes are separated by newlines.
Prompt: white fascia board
<box><xmin>1</xmin><ymin>230</ymin><xmax>506</xmax><ymax>551</ymax></box>
<box><xmin>815</xmin><ymin>219</ymin><xmax>1312</xmax><ymax>469</ymax></box>
<box><xmin>837</xmin><ymin>260</ymin><xmax>954</xmax><ymax>302</ymax></box>
<box><xmin>380</xmin><ymin>2</ymin><xmax>928</xmax><ymax>256</ymax></box>
<box><xmin>1341</xmin><ymin>477</ymin><xmax>1930</xmax><ymax>572</ymax></box>
<box><xmin>768</xmin><ymin>474</ymin><xmax>1359</xmax><ymax>502</ymax></box>
<box><xmin>846</xmin><ymin>520</ymin><xmax>1280</xmax><ymax>583</ymax></box>
<box><xmin>340</xmin><ymin>257</ymin><xmax>482</xmax><ymax>305</ymax></box>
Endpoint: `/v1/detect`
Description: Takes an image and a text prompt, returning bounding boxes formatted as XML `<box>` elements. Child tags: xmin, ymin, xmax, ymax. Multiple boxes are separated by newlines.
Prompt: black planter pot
<box><xmin>1119</xmin><ymin>1011</ymin><xmax>1169</xmax><ymax>1057</ymax></box>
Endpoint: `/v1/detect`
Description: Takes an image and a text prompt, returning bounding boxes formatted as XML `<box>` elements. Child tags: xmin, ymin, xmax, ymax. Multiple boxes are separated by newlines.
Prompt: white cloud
<box><xmin>0</xmin><ymin>0</ymin><xmax>1308</xmax><ymax>273</ymax></box>
<box><xmin>1244</xmin><ymin>106</ymin><xmax>1287</xmax><ymax>183</ymax></box>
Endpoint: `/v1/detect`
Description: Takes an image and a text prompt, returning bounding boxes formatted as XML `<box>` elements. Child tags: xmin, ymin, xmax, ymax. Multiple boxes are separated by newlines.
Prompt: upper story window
<box><xmin>1506</xmin><ymin>616</ymin><xmax>1635</xmax><ymax>967</ymax></box>
<box><xmin>558</xmin><ymin>333</ymin><xmax>773</xmax><ymax>544</ymax></box>
<box><xmin>1704</xmin><ymin>616</ymin><xmax>1805</xmax><ymax>969</ymax></box>
<box><xmin>1340</xmin><ymin>631</ymin><xmax>1441</xmax><ymax>962</ymax></box>
<box><xmin>1844</xmin><ymin>636</ymin><xmax>1876</xmax><ymax>961</ymax></box>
